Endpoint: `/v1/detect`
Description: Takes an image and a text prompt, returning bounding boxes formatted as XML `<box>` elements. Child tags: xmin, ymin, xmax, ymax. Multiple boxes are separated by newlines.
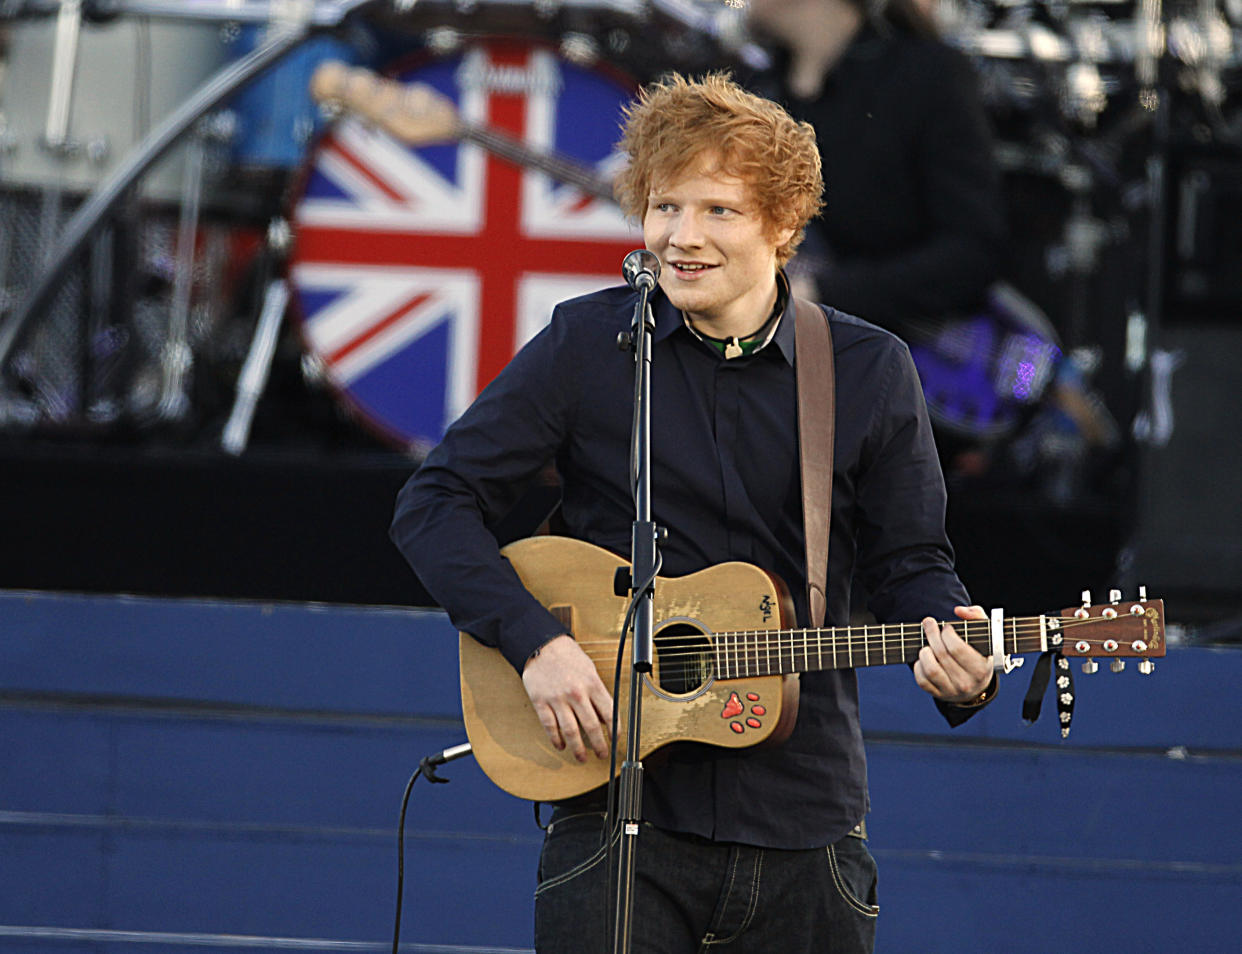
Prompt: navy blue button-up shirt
<box><xmin>391</xmin><ymin>281</ymin><xmax>971</xmax><ymax>849</ymax></box>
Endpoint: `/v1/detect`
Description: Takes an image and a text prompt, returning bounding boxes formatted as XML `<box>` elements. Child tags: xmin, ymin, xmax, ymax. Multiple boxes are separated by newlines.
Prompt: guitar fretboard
<box><xmin>712</xmin><ymin>617</ymin><xmax>1051</xmax><ymax>678</ymax></box>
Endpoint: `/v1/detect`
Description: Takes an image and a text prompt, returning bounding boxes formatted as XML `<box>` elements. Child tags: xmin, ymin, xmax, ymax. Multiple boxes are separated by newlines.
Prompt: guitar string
<box><xmin>567</xmin><ymin>616</ymin><xmax>1154</xmax><ymax>677</ymax></box>
<box><xmin>569</xmin><ymin>615</ymin><xmax>1134</xmax><ymax>652</ymax></box>
<box><xmin>578</xmin><ymin>637</ymin><xmax>1145</xmax><ymax>682</ymax></box>
<box><xmin>572</xmin><ymin>634</ymin><xmax>1140</xmax><ymax>669</ymax></box>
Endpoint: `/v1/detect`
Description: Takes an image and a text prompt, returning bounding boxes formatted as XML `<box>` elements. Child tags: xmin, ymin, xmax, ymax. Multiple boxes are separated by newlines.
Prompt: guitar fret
<box><xmin>713</xmin><ymin>617</ymin><xmax>1094</xmax><ymax>676</ymax></box>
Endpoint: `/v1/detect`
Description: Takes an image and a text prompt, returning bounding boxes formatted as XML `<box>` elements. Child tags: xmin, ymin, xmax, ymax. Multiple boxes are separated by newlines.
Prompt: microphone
<box><xmin>622</xmin><ymin>249</ymin><xmax>660</xmax><ymax>292</ymax></box>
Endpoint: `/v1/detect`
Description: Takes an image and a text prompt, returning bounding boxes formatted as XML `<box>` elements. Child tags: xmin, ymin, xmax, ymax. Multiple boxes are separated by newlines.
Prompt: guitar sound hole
<box><xmin>654</xmin><ymin>623</ymin><xmax>714</xmax><ymax>695</ymax></box>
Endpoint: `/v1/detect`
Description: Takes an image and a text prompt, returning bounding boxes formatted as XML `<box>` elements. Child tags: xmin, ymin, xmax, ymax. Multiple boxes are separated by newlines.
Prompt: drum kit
<box><xmin>0</xmin><ymin>0</ymin><xmax>1237</xmax><ymax>456</ymax></box>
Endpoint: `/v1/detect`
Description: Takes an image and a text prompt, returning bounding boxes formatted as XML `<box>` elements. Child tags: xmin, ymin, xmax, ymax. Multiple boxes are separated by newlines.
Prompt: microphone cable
<box><xmin>391</xmin><ymin>742</ymin><xmax>472</xmax><ymax>954</ymax></box>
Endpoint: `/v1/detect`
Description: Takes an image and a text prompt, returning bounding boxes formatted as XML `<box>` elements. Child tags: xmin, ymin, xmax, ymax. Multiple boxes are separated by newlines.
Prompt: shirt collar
<box><xmin>650</xmin><ymin>271</ymin><xmax>797</xmax><ymax>367</ymax></box>
<box><xmin>770</xmin><ymin>271</ymin><xmax>797</xmax><ymax>366</ymax></box>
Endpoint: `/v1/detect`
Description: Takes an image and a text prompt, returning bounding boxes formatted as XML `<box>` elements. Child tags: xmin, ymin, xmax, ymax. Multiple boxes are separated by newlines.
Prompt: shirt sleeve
<box><xmin>854</xmin><ymin>340</ymin><xmax>966</xmax><ymax>620</ymax></box>
<box><xmin>851</xmin><ymin>341</ymin><xmax>996</xmax><ymax>723</ymax></box>
<box><xmin>388</xmin><ymin>306</ymin><xmax>581</xmax><ymax>673</ymax></box>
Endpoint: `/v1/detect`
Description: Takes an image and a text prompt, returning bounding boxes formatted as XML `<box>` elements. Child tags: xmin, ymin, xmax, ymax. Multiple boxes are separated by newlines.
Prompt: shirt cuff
<box><xmin>935</xmin><ymin>672</ymin><xmax>998</xmax><ymax>727</ymax></box>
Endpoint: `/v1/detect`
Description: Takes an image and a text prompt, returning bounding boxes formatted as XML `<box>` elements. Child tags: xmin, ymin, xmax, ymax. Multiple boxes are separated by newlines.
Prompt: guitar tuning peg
<box><xmin>1081</xmin><ymin>589</ymin><xmax>1092</xmax><ymax>607</ymax></box>
<box><xmin>1110</xmin><ymin>658</ymin><xmax>1126</xmax><ymax>673</ymax></box>
<box><xmin>1081</xmin><ymin>659</ymin><xmax>1099</xmax><ymax>674</ymax></box>
<box><xmin>1138</xmin><ymin>586</ymin><xmax>1148</xmax><ymax>602</ymax></box>
<box><xmin>1109</xmin><ymin>589</ymin><xmax>1121</xmax><ymax>603</ymax></box>
<box><xmin>1138</xmin><ymin>660</ymin><xmax>1155</xmax><ymax>675</ymax></box>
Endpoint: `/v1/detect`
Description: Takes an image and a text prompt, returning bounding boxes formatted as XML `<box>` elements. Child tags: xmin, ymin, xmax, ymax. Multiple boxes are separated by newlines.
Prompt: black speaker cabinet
<box><xmin>1130</xmin><ymin>323</ymin><xmax>1242</xmax><ymax>601</ymax></box>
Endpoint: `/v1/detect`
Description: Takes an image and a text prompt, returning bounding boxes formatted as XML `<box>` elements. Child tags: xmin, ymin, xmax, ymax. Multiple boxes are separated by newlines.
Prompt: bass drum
<box><xmin>287</xmin><ymin>36</ymin><xmax>644</xmax><ymax>453</ymax></box>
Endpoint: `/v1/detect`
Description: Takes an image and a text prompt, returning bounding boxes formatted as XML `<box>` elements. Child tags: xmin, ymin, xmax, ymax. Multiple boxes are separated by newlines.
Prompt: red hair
<box><xmin>613</xmin><ymin>73</ymin><xmax>823</xmax><ymax>266</ymax></box>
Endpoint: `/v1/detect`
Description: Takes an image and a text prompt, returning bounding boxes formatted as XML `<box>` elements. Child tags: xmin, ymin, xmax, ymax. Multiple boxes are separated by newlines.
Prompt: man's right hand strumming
<box><xmin>521</xmin><ymin>634</ymin><xmax>614</xmax><ymax>763</ymax></box>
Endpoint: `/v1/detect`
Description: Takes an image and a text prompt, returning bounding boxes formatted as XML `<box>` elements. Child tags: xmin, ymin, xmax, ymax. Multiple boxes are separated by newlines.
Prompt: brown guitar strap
<box><xmin>794</xmin><ymin>297</ymin><xmax>835</xmax><ymax>629</ymax></box>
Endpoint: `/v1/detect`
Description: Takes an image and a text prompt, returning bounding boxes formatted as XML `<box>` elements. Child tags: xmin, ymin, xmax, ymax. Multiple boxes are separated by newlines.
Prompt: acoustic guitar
<box><xmin>460</xmin><ymin>536</ymin><xmax>1166</xmax><ymax>802</ymax></box>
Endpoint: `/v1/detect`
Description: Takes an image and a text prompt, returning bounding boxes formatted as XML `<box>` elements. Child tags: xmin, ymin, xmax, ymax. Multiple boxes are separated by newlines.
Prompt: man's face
<box><xmin>643</xmin><ymin>156</ymin><xmax>794</xmax><ymax>335</ymax></box>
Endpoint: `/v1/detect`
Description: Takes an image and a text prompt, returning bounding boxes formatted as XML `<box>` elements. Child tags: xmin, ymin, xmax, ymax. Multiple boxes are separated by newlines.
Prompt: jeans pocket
<box><xmin>535</xmin><ymin>811</ymin><xmax>611</xmax><ymax>896</ymax></box>
<box><xmin>826</xmin><ymin>836</ymin><xmax>880</xmax><ymax>918</ymax></box>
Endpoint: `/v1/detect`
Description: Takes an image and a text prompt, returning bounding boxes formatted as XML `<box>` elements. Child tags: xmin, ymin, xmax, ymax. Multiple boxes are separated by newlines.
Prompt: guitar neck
<box><xmin>459</xmin><ymin>122</ymin><xmax>616</xmax><ymax>202</ymax></box>
<box><xmin>714</xmin><ymin>617</ymin><xmax>1049</xmax><ymax>678</ymax></box>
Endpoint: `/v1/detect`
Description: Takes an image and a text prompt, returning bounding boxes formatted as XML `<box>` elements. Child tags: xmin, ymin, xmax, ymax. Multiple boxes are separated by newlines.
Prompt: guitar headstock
<box><xmin>1056</xmin><ymin>590</ymin><xmax>1166</xmax><ymax>674</ymax></box>
<box><xmin>309</xmin><ymin>61</ymin><xmax>462</xmax><ymax>146</ymax></box>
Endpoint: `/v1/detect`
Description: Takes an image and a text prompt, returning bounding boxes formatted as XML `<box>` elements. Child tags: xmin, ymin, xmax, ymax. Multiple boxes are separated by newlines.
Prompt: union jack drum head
<box><xmin>288</xmin><ymin>38</ymin><xmax>643</xmax><ymax>452</ymax></box>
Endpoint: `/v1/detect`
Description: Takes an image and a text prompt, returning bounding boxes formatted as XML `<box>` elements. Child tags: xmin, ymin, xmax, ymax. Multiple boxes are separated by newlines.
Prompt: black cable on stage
<box><xmin>392</xmin><ymin>742</ymin><xmax>472</xmax><ymax>954</ymax></box>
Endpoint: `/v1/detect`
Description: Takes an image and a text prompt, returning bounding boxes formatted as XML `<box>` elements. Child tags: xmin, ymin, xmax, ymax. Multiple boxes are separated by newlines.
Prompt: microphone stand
<box><xmin>610</xmin><ymin>250</ymin><xmax>661</xmax><ymax>954</ymax></box>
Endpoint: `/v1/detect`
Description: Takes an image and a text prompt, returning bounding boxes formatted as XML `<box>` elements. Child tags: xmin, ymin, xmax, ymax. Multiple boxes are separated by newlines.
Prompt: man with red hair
<box><xmin>392</xmin><ymin>73</ymin><xmax>995</xmax><ymax>953</ymax></box>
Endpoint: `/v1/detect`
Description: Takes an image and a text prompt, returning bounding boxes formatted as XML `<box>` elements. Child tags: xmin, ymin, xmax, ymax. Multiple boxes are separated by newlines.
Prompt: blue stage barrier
<box><xmin>2</xmin><ymin>589</ymin><xmax>1239</xmax><ymax>952</ymax></box>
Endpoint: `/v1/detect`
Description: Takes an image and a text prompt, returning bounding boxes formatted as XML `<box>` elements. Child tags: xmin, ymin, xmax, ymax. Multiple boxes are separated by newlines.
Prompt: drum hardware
<box><xmin>559</xmin><ymin>29</ymin><xmax>600</xmax><ymax>66</ymax></box>
<box><xmin>1130</xmin><ymin>346</ymin><xmax>1184</xmax><ymax>446</ymax></box>
<box><xmin>0</xmin><ymin>2</ymin><xmax>382</xmax><ymax>385</ymax></box>
<box><xmin>220</xmin><ymin>279</ymin><xmax>290</xmax><ymax>453</ymax></box>
<box><xmin>5</xmin><ymin>0</ymin><xmax>378</xmax><ymax>26</ymax></box>
<box><xmin>268</xmin><ymin>0</ymin><xmax>316</xmax><ymax>37</ymax></box>
<box><xmin>222</xmin><ymin>218</ymin><xmax>293</xmax><ymax>454</ymax></box>
<box><xmin>43</xmin><ymin>0</ymin><xmax>84</xmax><ymax>156</ymax></box>
<box><xmin>1063</xmin><ymin>59</ymin><xmax>1110</xmax><ymax>124</ymax></box>
<box><xmin>155</xmin><ymin>113</ymin><xmax>235</xmax><ymax>422</ymax></box>
<box><xmin>647</xmin><ymin>0</ymin><xmax>769</xmax><ymax>69</ymax></box>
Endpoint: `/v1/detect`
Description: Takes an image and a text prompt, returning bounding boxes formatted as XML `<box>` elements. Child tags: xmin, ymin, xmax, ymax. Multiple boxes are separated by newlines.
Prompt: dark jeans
<box><xmin>534</xmin><ymin>811</ymin><xmax>878</xmax><ymax>954</ymax></box>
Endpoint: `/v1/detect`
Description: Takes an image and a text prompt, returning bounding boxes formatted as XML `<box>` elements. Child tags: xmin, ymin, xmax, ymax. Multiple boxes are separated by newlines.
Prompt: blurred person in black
<box><xmin>743</xmin><ymin>0</ymin><xmax>1119</xmax><ymax>492</ymax></box>
<box><xmin>743</xmin><ymin>0</ymin><xmax>1007</xmax><ymax>335</ymax></box>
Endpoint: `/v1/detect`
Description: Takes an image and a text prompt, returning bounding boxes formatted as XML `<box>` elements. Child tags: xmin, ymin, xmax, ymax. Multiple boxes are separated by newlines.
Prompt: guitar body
<box><xmin>459</xmin><ymin>536</ymin><xmax>799</xmax><ymax>802</ymax></box>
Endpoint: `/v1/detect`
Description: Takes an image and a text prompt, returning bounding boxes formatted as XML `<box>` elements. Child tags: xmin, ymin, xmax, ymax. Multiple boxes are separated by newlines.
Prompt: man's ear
<box><xmin>770</xmin><ymin>220</ymin><xmax>798</xmax><ymax>251</ymax></box>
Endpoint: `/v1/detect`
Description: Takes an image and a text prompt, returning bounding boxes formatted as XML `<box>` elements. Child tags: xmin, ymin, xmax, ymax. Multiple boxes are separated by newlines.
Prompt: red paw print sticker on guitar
<box><xmin>722</xmin><ymin>691</ymin><xmax>764</xmax><ymax>733</ymax></box>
